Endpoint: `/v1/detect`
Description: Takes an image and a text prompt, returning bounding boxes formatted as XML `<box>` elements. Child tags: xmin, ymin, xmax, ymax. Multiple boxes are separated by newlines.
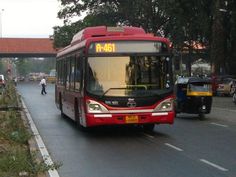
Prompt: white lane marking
<box><xmin>210</xmin><ymin>122</ymin><xmax>228</xmax><ymax>128</ymax></box>
<box><xmin>165</xmin><ymin>143</ymin><xmax>183</xmax><ymax>152</ymax></box>
<box><xmin>142</xmin><ymin>133</ymin><xmax>155</xmax><ymax>139</ymax></box>
<box><xmin>21</xmin><ymin>99</ymin><xmax>60</xmax><ymax>177</ymax></box>
<box><xmin>200</xmin><ymin>159</ymin><xmax>229</xmax><ymax>172</ymax></box>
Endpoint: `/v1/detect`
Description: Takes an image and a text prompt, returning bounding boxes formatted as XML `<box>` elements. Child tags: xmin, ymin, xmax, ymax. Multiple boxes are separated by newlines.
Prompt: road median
<box><xmin>0</xmin><ymin>81</ymin><xmax>60</xmax><ymax>177</ymax></box>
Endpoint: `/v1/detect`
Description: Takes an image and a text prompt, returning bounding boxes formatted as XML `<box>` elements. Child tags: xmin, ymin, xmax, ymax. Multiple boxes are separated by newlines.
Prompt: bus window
<box><xmin>65</xmin><ymin>59</ymin><xmax>69</xmax><ymax>90</ymax></box>
<box><xmin>70</xmin><ymin>56</ymin><xmax>76</xmax><ymax>90</ymax></box>
<box><xmin>75</xmin><ymin>56</ymin><xmax>83</xmax><ymax>91</ymax></box>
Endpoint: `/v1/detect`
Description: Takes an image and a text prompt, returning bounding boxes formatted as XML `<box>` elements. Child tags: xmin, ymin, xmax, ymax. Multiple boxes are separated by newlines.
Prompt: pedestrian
<box><xmin>39</xmin><ymin>77</ymin><xmax>47</xmax><ymax>95</ymax></box>
<box><xmin>14</xmin><ymin>77</ymin><xmax>17</xmax><ymax>86</ymax></box>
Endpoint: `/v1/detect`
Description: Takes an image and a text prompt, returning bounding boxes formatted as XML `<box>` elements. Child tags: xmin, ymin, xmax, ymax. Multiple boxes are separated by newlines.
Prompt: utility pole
<box><xmin>0</xmin><ymin>9</ymin><xmax>4</xmax><ymax>37</ymax></box>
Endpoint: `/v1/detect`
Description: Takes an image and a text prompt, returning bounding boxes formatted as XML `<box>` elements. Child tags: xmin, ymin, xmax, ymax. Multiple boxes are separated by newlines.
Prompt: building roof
<box><xmin>0</xmin><ymin>38</ymin><xmax>57</xmax><ymax>57</ymax></box>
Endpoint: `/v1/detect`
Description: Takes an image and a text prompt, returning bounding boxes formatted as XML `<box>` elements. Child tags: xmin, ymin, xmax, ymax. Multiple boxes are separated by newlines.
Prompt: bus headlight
<box><xmin>153</xmin><ymin>98</ymin><xmax>173</xmax><ymax>112</ymax></box>
<box><xmin>86</xmin><ymin>100</ymin><xmax>109</xmax><ymax>113</ymax></box>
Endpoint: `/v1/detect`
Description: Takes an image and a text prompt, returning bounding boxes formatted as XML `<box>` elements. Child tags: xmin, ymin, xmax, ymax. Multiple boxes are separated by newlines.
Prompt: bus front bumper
<box><xmin>85</xmin><ymin>111</ymin><xmax>175</xmax><ymax>127</ymax></box>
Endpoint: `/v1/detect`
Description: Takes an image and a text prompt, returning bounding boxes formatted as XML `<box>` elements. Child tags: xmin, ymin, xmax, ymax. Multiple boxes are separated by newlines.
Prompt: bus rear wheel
<box><xmin>59</xmin><ymin>94</ymin><xmax>66</xmax><ymax>117</ymax></box>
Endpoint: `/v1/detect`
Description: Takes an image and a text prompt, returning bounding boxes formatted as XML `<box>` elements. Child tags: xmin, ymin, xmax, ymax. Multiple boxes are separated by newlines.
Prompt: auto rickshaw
<box><xmin>175</xmin><ymin>77</ymin><xmax>213</xmax><ymax>119</ymax></box>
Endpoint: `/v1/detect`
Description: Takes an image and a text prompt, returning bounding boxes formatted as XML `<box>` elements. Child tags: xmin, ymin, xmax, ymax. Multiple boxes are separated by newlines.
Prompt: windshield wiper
<box><xmin>101</xmin><ymin>85</ymin><xmax>150</xmax><ymax>97</ymax></box>
<box><xmin>101</xmin><ymin>87</ymin><xmax>127</xmax><ymax>97</ymax></box>
<box><xmin>126</xmin><ymin>85</ymin><xmax>147</xmax><ymax>90</ymax></box>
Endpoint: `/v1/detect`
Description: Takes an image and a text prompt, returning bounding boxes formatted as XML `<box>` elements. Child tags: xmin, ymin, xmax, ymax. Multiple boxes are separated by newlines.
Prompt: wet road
<box><xmin>17</xmin><ymin>82</ymin><xmax>236</xmax><ymax>177</ymax></box>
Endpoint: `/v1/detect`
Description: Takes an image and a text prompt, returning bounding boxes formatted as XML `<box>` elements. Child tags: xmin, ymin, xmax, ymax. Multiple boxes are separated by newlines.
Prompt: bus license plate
<box><xmin>125</xmin><ymin>115</ymin><xmax>138</xmax><ymax>123</ymax></box>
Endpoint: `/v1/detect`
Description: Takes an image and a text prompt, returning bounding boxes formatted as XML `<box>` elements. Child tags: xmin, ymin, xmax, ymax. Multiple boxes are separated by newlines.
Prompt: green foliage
<box><xmin>53</xmin><ymin>0</ymin><xmax>212</xmax><ymax>49</ymax></box>
<box><xmin>54</xmin><ymin>0</ymin><xmax>236</xmax><ymax>75</ymax></box>
<box><xmin>53</xmin><ymin>21</ymin><xmax>87</xmax><ymax>48</ymax></box>
<box><xmin>0</xmin><ymin>82</ymin><xmax>61</xmax><ymax>176</ymax></box>
<box><xmin>0</xmin><ymin>81</ymin><xmax>18</xmax><ymax>107</ymax></box>
<box><xmin>14</xmin><ymin>58</ymin><xmax>56</xmax><ymax>76</ymax></box>
<box><xmin>0</xmin><ymin>147</ymin><xmax>61</xmax><ymax>176</ymax></box>
<box><xmin>14</xmin><ymin>59</ymin><xmax>31</xmax><ymax>76</ymax></box>
<box><xmin>0</xmin><ymin>60</ymin><xmax>4</xmax><ymax>74</ymax></box>
<box><xmin>0</xmin><ymin>148</ymin><xmax>34</xmax><ymax>174</ymax></box>
<box><xmin>0</xmin><ymin>111</ymin><xmax>31</xmax><ymax>144</ymax></box>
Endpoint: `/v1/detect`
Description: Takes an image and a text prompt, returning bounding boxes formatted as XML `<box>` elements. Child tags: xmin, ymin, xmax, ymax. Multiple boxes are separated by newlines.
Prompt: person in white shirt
<box><xmin>39</xmin><ymin>77</ymin><xmax>47</xmax><ymax>95</ymax></box>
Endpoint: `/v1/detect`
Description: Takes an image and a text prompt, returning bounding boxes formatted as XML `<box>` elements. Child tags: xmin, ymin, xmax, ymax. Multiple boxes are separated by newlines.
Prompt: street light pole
<box><xmin>0</xmin><ymin>9</ymin><xmax>4</xmax><ymax>38</ymax></box>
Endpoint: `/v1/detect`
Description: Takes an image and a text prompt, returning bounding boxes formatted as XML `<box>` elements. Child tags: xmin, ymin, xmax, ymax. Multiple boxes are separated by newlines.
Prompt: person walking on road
<box><xmin>39</xmin><ymin>77</ymin><xmax>47</xmax><ymax>95</ymax></box>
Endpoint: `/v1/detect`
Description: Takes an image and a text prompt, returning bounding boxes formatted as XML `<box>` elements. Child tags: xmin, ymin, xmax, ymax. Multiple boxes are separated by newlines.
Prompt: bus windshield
<box><xmin>86</xmin><ymin>56</ymin><xmax>172</xmax><ymax>97</ymax></box>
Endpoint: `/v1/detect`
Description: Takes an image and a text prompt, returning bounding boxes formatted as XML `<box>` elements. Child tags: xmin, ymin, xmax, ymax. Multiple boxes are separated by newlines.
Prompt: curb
<box><xmin>20</xmin><ymin>110</ymin><xmax>47</xmax><ymax>177</ymax></box>
<box><xmin>19</xmin><ymin>96</ymin><xmax>60</xmax><ymax>177</ymax></box>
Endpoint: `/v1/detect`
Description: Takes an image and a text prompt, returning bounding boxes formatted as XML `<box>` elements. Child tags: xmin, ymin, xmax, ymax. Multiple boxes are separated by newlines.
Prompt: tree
<box><xmin>210</xmin><ymin>0</ymin><xmax>228</xmax><ymax>75</ymax></box>
<box><xmin>15</xmin><ymin>58</ymin><xmax>30</xmax><ymax>76</ymax></box>
<box><xmin>53</xmin><ymin>0</ymin><xmax>169</xmax><ymax>48</ymax></box>
<box><xmin>0</xmin><ymin>60</ymin><xmax>4</xmax><ymax>73</ymax></box>
<box><xmin>160</xmin><ymin>0</ymin><xmax>213</xmax><ymax>75</ymax></box>
<box><xmin>53</xmin><ymin>1</ymin><xmax>119</xmax><ymax>48</ymax></box>
<box><xmin>14</xmin><ymin>58</ymin><xmax>56</xmax><ymax>76</ymax></box>
<box><xmin>54</xmin><ymin>0</ymin><xmax>235</xmax><ymax>75</ymax></box>
<box><xmin>228</xmin><ymin>0</ymin><xmax>236</xmax><ymax>75</ymax></box>
<box><xmin>53</xmin><ymin>21</ymin><xmax>84</xmax><ymax>48</ymax></box>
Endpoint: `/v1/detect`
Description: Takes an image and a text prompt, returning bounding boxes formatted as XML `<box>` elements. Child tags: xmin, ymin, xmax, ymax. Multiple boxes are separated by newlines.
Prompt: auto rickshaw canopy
<box><xmin>176</xmin><ymin>76</ymin><xmax>211</xmax><ymax>85</ymax></box>
<box><xmin>176</xmin><ymin>76</ymin><xmax>212</xmax><ymax>96</ymax></box>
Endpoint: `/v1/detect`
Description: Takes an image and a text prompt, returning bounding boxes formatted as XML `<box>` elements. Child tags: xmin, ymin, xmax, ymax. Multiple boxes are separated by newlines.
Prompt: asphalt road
<box><xmin>17</xmin><ymin>82</ymin><xmax>236</xmax><ymax>177</ymax></box>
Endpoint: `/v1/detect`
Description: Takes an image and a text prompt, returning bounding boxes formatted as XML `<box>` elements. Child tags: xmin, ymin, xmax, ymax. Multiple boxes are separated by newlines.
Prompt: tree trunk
<box><xmin>210</xmin><ymin>0</ymin><xmax>227</xmax><ymax>75</ymax></box>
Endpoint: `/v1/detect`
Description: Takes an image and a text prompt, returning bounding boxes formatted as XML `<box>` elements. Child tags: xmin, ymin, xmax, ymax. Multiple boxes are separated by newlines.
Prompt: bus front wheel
<box><xmin>198</xmin><ymin>113</ymin><xmax>205</xmax><ymax>120</ymax></box>
<box><xmin>143</xmin><ymin>124</ymin><xmax>155</xmax><ymax>132</ymax></box>
<box><xmin>74</xmin><ymin>99</ymin><xmax>89</xmax><ymax>132</ymax></box>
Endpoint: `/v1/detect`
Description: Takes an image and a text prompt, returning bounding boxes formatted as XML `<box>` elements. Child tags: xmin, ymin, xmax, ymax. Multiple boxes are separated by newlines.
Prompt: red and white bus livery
<box><xmin>55</xmin><ymin>26</ymin><xmax>175</xmax><ymax>131</ymax></box>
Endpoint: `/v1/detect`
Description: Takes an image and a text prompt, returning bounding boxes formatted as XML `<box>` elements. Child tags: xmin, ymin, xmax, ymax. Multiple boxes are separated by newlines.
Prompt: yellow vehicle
<box><xmin>47</xmin><ymin>69</ymin><xmax>56</xmax><ymax>83</ymax></box>
<box><xmin>175</xmin><ymin>77</ymin><xmax>212</xmax><ymax>119</ymax></box>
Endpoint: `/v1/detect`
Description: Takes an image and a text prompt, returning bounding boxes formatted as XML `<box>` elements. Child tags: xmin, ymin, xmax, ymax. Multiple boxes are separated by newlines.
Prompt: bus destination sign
<box><xmin>95</xmin><ymin>43</ymin><xmax>116</xmax><ymax>53</ymax></box>
<box><xmin>89</xmin><ymin>41</ymin><xmax>168</xmax><ymax>54</ymax></box>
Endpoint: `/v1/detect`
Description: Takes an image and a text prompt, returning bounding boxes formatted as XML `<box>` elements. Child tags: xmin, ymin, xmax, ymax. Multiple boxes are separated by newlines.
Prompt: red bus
<box><xmin>55</xmin><ymin>26</ymin><xmax>175</xmax><ymax>131</ymax></box>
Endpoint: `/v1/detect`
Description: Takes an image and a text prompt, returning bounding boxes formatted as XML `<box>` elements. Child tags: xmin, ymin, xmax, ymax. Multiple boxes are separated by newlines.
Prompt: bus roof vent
<box><xmin>107</xmin><ymin>26</ymin><xmax>124</xmax><ymax>32</ymax></box>
<box><xmin>70</xmin><ymin>26</ymin><xmax>146</xmax><ymax>45</ymax></box>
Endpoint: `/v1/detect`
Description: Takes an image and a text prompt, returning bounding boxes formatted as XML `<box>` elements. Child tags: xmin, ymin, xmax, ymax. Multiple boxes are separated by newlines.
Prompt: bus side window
<box><xmin>75</xmin><ymin>56</ymin><xmax>82</xmax><ymax>91</ymax></box>
<box><xmin>66</xmin><ymin>58</ymin><xmax>71</xmax><ymax>90</ymax></box>
<box><xmin>70</xmin><ymin>56</ymin><xmax>76</xmax><ymax>90</ymax></box>
<box><xmin>63</xmin><ymin>59</ymin><xmax>67</xmax><ymax>87</ymax></box>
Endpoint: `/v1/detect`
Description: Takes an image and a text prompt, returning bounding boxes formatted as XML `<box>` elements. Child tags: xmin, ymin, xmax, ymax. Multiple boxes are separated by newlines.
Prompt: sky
<box><xmin>0</xmin><ymin>0</ymin><xmax>64</xmax><ymax>38</ymax></box>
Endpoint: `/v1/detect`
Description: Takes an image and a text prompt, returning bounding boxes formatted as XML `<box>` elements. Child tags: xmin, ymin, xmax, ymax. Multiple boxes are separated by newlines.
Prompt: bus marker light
<box><xmin>94</xmin><ymin>114</ymin><xmax>112</xmax><ymax>118</ymax></box>
<box><xmin>152</xmin><ymin>112</ymin><xmax>168</xmax><ymax>116</ymax></box>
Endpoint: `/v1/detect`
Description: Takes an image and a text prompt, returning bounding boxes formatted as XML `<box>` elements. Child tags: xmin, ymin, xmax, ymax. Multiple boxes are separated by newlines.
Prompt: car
<box><xmin>211</xmin><ymin>75</ymin><xmax>233</xmax><ymax>95</ymax></box>
<box><xmin>211</xmin><ymin>75</ymin><xmax>219</xmax><ymax>95</ymax></box>
<box><xmin>233</xmin><ymin>87</ymin><xmax>236</xmax><ymax>104</ymax></box>
<box><xmin>0</xmin><ymin>74</ymin><xmax>6</xmax><ymax>87</ymax></box>
<box><xmin>233</xmin><ymin>89</ymin><xmax>236</xmax><ymax>104</ymax></box>
<box><xmin>17</xmin><ymin>76</ymin><xmax>25</xmax><ymax>81</ymax></box>
<box><xmin>216</xmin><ymin>78</ymin><xmax>236</xmax><ymax>96</ymax></box>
